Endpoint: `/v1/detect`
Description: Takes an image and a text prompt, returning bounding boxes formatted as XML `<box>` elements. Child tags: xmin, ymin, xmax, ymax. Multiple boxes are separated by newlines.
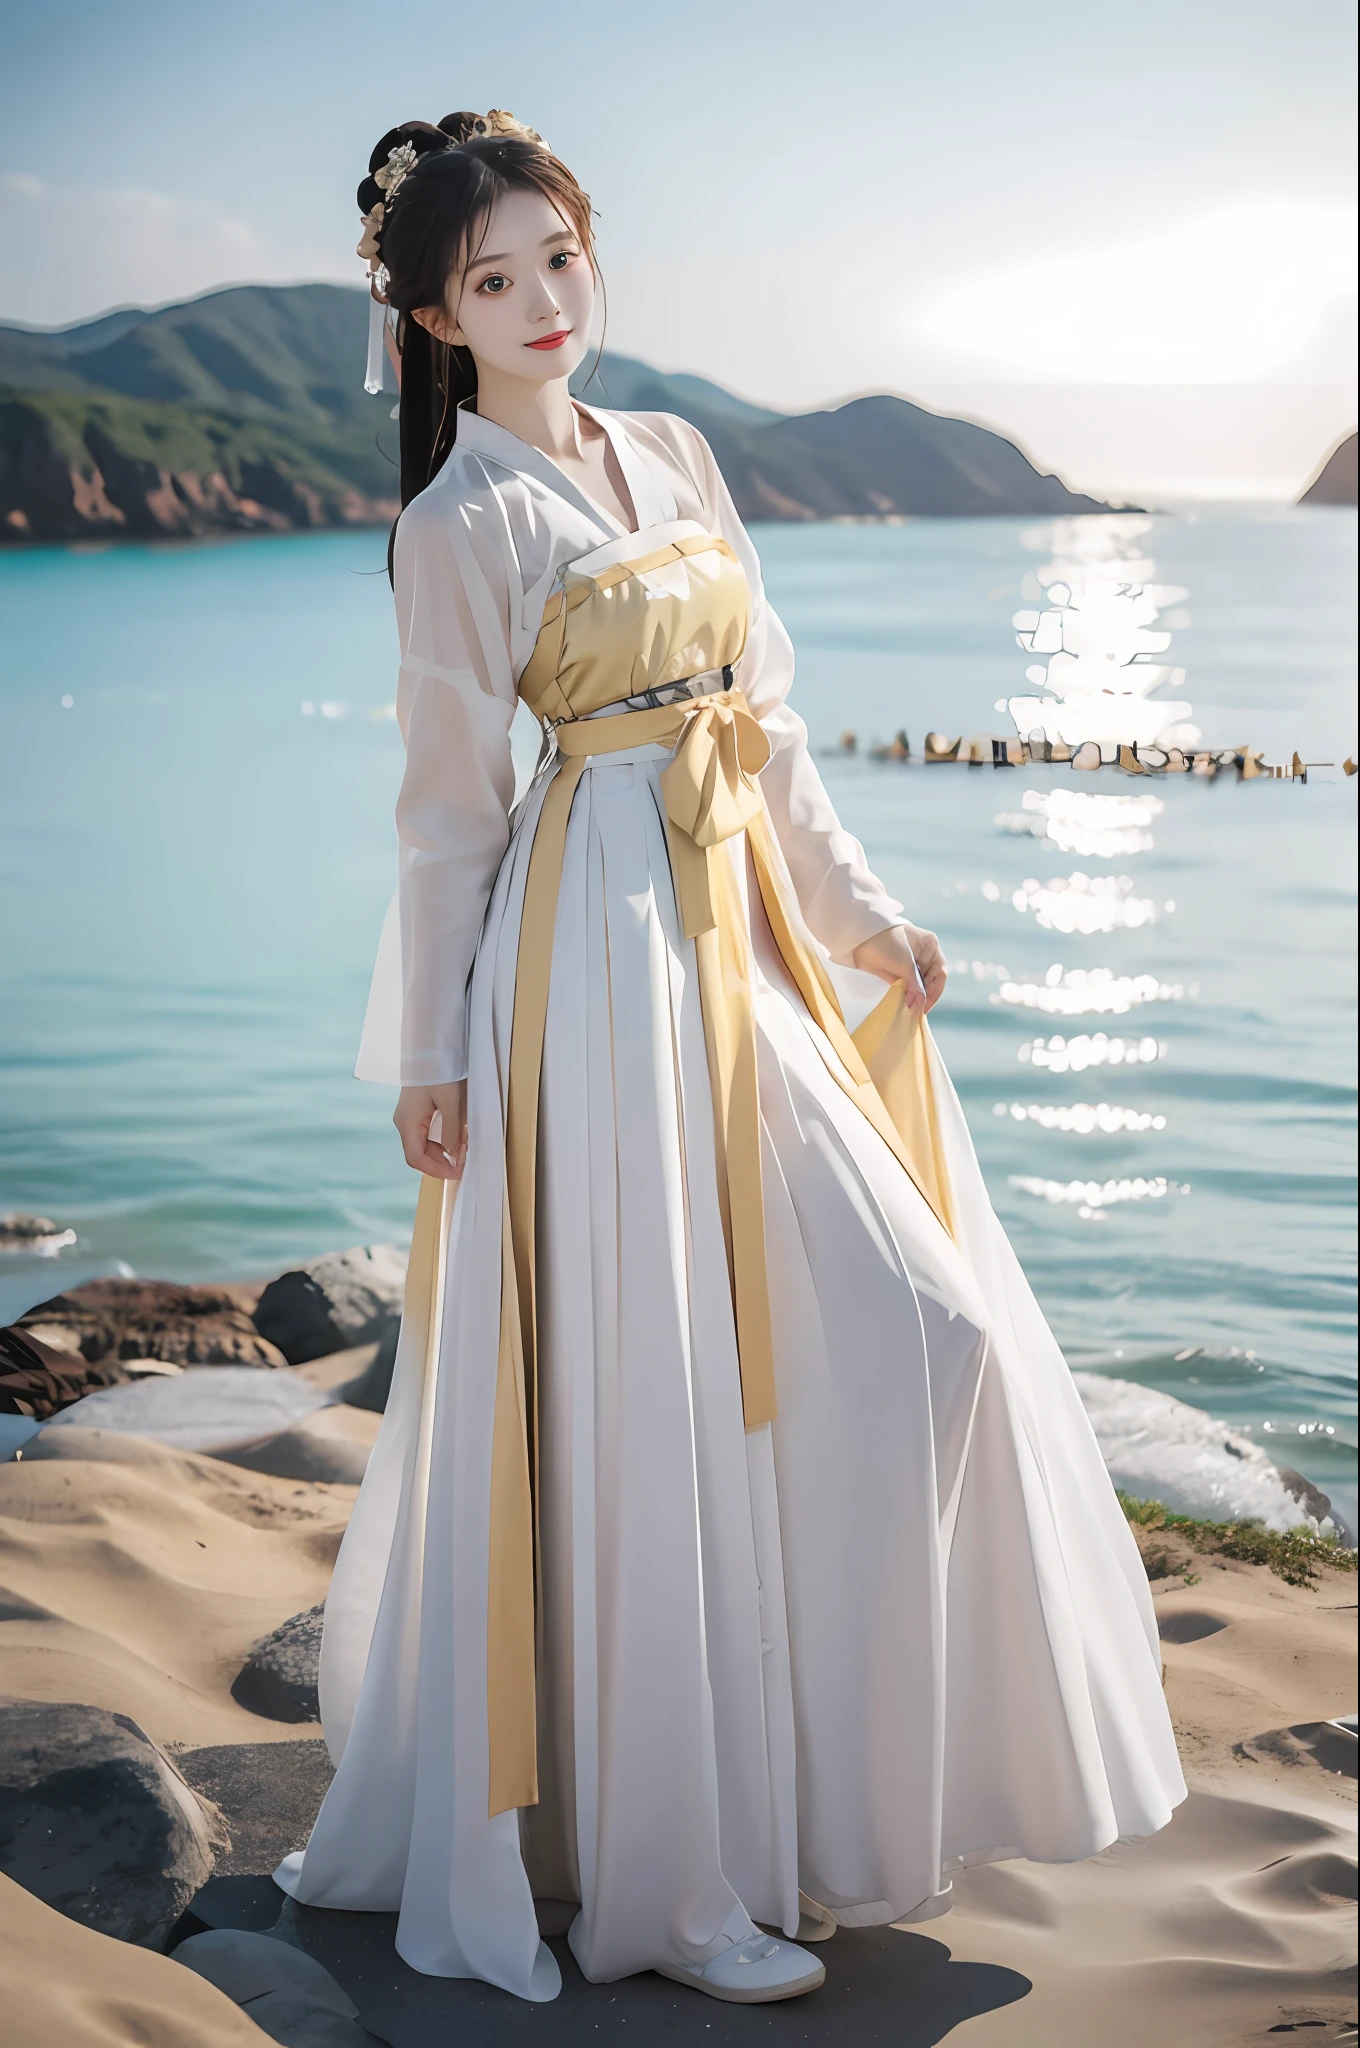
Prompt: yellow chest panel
<box><xmin>517</xmin><ymin>527</ymin><xmax>752</xmax><ymax>725</ymax></box>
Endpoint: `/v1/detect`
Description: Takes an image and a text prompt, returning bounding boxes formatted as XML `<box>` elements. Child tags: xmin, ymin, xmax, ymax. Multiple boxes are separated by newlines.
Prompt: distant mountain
<box><xmin>1</xmin><ymin>283</ymin><xmax>1110</xmax><ymax>541</ymax></box>
<box><xmin>1298</xmin><ymin>431</ymin><xmax>1358</xmax><ymax>507</ymax></box>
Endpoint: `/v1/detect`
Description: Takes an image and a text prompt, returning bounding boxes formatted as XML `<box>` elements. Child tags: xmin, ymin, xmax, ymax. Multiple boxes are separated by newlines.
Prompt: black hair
<box><xmin>359</xmin><ymin>113</ymin><xmax>596</xmax><ymax>521</ymax></box>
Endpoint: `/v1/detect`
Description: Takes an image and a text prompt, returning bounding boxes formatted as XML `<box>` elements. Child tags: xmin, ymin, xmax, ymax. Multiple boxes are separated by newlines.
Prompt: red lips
<box><xmin>526</xmin><ymin>330</ymin><xmax>571</xmax><ymax>351</ymax></box>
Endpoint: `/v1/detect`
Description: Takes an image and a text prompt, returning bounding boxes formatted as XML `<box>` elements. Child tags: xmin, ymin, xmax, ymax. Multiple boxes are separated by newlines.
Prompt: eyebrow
<box><xmin>467</xmin><ymin>230</ymin><xmax>576</xmax><ymax>269</ymax></box>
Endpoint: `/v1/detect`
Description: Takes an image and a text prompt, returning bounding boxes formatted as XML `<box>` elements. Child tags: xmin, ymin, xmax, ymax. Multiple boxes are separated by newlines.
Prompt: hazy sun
<box><xmin>915</xmin><ymin>199</ymin><xmax>1358</xmax><ymax>383</ymax></box>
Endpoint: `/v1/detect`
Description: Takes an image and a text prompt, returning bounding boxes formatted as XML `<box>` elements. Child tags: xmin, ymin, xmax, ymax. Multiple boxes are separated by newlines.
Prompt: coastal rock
<box><xmin>336</xmin><ymin>1323</ymin><xmax>399</xmax><ymax>1413</ymax></box>
<box><xmin>0</xmin><ymin>1211</ymin><xmax>77</xmax><ymax>1255</ymax></box>
<box><xmin>1074</xmin><ymin>1372</ymin><xmax>1340</xmax><ymax>1537</ymax></box>
<box><xmin>16</xmin><ymin>1277</ymin><xmax>284</xmax><ymax>1371</ymax></box>
<box><xmin>176</xmin><ymin>1746</ymin><xmax>335</xmax><ymax>1880</ymax></box>
<box><xmin>172</xmin><ymin>1928</ymin><xmax>370</xmax><ymax>2046</ymax></box>
<box><xmin>232</xmin><ymin>1608</ymin><xmax>323</xmax><ymax>1724</ymax></box>
<box><xmin>0</xmin><ymin>386</ymin><xmax>401</xmax><ymax>545</ymax></box>
<box><xmin>0</xmin><ymin>1700</ymin><xmax>227</xmax><ymax>1949</ymax></box>
<box><xmin>39</xmin><ymin>1366</ymin><xmax>332</xmax><ymax>1456</ymax></box>
<box><xmin>1298</xmin><ymin>430</ymin><xmax>1358</xmax><ymax>507</ymax></box>
<box><xmin>0</xmin><ymin>1323</ymin><xmax>125</xmax><ymax>1421</ymax></box>
<box><xmin>252</xmin><ymin>1245</ymin><xmax>406</xmax><ymax>1365</ymax></box>
<box><xmin>1278</xmin><ymin>1466</ymin><xmax>1346</xmax><ymax>1541</ymax></box>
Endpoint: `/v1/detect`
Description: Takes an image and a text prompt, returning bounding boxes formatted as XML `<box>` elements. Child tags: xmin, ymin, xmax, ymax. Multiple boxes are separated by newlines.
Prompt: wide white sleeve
<box><xmin>687</xmin><ymin>428</ymin><xmax>907</xmax><ymax>964</ymax></box>
<box><xmin>356</xmin><ymin>497</ymin><xmax>517</xmax><ymax>1088</ymax></box>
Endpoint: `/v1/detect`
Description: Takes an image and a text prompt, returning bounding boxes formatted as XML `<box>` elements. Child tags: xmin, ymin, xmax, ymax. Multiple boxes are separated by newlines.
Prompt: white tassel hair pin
<box><xmin>364</xmin><ymin>280</ymin><xmax>391</xmax><ymax>397</ymax></box>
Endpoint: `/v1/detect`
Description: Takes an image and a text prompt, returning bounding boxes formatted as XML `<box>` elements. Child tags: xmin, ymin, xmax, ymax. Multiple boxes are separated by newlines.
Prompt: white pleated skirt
<box><xmin>277</xmin><ymin>741</ymin><xmax>1186</xmax><ymax>2001</ymax></box>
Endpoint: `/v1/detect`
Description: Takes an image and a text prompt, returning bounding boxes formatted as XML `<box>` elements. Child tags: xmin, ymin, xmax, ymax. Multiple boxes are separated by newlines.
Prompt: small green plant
<box><xmin>1118</xmin><ymin>1493</ymin><xmax>1358</xmax><ymax>1589</ymax></box>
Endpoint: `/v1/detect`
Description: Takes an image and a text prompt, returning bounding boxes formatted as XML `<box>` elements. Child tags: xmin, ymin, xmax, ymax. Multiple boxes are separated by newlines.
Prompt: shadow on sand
<box><xmin>183</xmin><ymin>1873</ymin><xmax>1031</xmax><ymax>2046</ymax></box>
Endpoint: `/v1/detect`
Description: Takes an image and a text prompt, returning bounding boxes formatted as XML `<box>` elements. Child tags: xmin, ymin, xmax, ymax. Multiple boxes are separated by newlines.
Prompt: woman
<box><xmin>276</xmin><ymin>109</ymin><xmax>1185</xmax><ymax>2007</ymax></box>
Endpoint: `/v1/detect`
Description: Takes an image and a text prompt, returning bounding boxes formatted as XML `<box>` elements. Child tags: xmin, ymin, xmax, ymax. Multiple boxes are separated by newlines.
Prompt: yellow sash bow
<box><xmin>657</xmin><ymin>695</ymin><xmax>772</xmax><ymax>938</ymax></box>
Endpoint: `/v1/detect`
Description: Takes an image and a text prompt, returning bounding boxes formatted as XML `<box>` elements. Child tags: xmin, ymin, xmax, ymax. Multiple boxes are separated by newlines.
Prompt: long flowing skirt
<box><xmin>276</xmin><ymin>740</ymin><xmax>1186</xmax><ymax>2001</ymax></box>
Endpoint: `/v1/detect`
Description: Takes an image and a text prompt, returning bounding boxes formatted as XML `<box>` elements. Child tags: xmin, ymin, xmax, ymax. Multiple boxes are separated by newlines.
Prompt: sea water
<box><xmin>0</xmin><ymin>510</ymin><xmax>1354</xmax><ymax>1529</ymax></box>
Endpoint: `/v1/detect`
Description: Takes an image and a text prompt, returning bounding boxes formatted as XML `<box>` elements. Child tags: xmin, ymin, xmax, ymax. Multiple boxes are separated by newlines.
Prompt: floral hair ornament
<box><xmin>465</xmin><ymin>108</ymin><xmax>547</xmax><ymax>147</ymax></box>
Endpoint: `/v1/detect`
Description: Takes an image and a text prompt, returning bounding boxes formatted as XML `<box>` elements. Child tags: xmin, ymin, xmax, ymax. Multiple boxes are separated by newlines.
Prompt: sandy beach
<box><xmin>1</xmin><ymin>1405</ymin><xmax>1353</xmax><ymax>2047</ymax></box>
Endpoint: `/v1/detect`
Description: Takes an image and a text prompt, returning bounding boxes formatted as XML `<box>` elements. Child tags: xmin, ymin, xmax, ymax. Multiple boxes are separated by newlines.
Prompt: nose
<box><xmin>527</xmin><ymin>271</ymin><xmax>561</xmax><ymax>323</ymax></box>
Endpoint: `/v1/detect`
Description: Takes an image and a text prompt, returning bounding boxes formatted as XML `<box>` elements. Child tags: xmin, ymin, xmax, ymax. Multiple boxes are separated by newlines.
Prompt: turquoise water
<box><xmin>1</xmin><ymin>511</ymin><xmax>1355</xmax><ymax>1527</ymax></box>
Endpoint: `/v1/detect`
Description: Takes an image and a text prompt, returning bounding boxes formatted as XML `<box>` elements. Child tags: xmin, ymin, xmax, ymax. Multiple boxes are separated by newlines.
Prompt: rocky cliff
<box><xmin>1298</xmin><ymin>431</ymin><xmax>1358</xmax><ymax>507</ymax></box>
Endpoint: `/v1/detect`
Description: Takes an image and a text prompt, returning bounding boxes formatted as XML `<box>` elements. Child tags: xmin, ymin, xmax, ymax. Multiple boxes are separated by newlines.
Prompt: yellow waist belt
<box><xmin>406</xmin><ymin>688</ymin><xmax>957</xmax><ymax>1816</ymax></box>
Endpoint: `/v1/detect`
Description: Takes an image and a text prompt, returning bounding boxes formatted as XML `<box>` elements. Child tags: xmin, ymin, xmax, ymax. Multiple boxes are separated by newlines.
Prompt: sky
<box><xmin>2</xmin><ymin>0</ymin><xmax>1355</xmax><ymax>500</ymax></box>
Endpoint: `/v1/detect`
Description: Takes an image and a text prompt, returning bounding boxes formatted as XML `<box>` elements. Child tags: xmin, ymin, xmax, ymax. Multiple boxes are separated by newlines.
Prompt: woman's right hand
<box><xmin>394</xmin><ymin>1081</ymin><xmax>468</xmax><ymax>1180</ymax></box>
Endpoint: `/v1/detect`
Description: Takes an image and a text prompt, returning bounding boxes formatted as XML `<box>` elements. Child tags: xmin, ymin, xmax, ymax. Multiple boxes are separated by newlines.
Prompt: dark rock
<box><xmin>233</xmin><ymin>1608</ymin><xmax>324</xmax><ymax>1723</ymax></box>
<box><xmin>253</xmin><ymin>1247</ymin><xmax>406</xmax><ymax>1367</ymax></box>
<box><xmin>1278</xmin><ymin>1466</ymin><xmax>1345</xmax><ymax>1539</ymax></box>
<box><xmin>0</xmin><ymin>1323</ymin><xmax>125</xmax><ymax>1420</ymax></box>
<box><xmin>175</xmin><ymin>1742</ymin><xmax>334</xmax><ymax>1877</ymax></box>
<box><xmin>186</xmin><ymin>1872</ymin><xmax>287</xmax><ymax>1932</ymax></box>
<box><xmin>16</xmin><ymin>1277</ymin><xmax>284</xmax><ymax>1370</ymax></box>
<box><xmin>1299</xmin><ymin>430</ymin><xmax>1358</xmax><ymax>507</ymax></box>
<box><xmin>0</xmin><ymin>1699</ymin><xmax>227</xmax><ymax>1947</ymax></box>
<box><xmin>0</xmin><ymin>1211</ymin><xmax>76</xmax><ymax>1254</ymax></box>
<box><xmin>171</xmin><ymin>1927</ymin><xmax>372</xmax><ymax>2045</ymax></box>
<box><xmin>338</xmin><ymin>1324</ymin><xmax>399</xmax><ymax>1413</ymax></box>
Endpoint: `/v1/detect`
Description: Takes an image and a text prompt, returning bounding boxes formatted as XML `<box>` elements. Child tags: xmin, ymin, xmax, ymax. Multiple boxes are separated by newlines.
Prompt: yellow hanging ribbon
<box><xmin>477</xmin><ymin>688</ymin><xmax>957</xmax><ymax>1815</ymax></box>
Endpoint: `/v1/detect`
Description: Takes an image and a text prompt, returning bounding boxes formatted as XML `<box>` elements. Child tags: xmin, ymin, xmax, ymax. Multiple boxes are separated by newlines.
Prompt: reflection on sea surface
<box><xmin>997</xmin><ymin>1102</ymin><xmax>1167</xmax><ymax>1134</ymax></box>
<box><xmin>1010</xmin><ymin>1174</ymin><xmax>1188</xmax><ymax>1222</ymax></box>
<box><xmin>1017</xmin><ymin>1032</ymin><xmax>1167</xmax><ymax>1074</ymax></box>
<box><xmin>998</xmin><ymin>966</ymin><xmax>1185</xmax><ymax>1015</ymax></box>
<box><xmin>998</xmin><ymin>515</ymin><xmax>1188</xmax><ymax>1246</ymax></box>
<box><xmin>1009</xmin><ymin>872</ymin><xmax>1169</xmax><ymax>934</ymax></box>
<box><xmin>996</xmin><ymin>788</ymin><xmax>1163</xmax><ymax>857</ymax></box>
<box><xmin>1007</xmin><ymin>514</ymin><xmax>1198</xmax><ymax>753</ymax></box>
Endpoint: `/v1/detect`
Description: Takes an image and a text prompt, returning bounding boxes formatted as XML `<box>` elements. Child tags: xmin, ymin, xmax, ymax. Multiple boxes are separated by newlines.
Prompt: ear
<box><xmin>410</xmin><ymin>304</ymin><xmax>464</xmax><ymax>348</ymax></box>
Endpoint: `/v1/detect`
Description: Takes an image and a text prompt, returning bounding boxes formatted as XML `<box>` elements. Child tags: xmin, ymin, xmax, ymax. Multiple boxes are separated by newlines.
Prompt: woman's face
<box><xmin>425</xmin><ymin>184</ymin><xmax>595</xmax><ymax>385</ymax></box>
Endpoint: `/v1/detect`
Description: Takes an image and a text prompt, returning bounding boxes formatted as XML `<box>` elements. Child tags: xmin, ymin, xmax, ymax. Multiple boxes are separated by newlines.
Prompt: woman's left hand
<box><xmin>851</xmin><ymin>922</ymin><xmax>948</xmax><ymax>1012</ymax></box>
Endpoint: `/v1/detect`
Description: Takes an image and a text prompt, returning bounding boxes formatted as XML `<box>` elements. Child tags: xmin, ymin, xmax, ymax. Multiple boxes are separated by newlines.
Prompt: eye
<box><xmin>548</xmin><ymin>249</ymin><xmax>574</xmax><ymax>270</ymax></box>
<box><xmin>478</xmin><ymin>272</ymin><xmax>509</xmax><ymax>294</ymax></box>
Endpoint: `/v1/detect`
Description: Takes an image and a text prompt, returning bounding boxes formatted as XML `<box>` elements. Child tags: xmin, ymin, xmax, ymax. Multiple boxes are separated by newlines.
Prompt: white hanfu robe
<box><xmin>276</xmin><ymin>402</ymin><xmax>1186</xmax><ymax>2002</ymax></box>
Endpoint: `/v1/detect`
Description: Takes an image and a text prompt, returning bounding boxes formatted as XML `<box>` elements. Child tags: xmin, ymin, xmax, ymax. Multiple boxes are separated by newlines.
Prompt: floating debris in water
<box><xmin>854</xmin><ymin>735</ymin><xmax>1333</xmax><ymax>779</ymax></box>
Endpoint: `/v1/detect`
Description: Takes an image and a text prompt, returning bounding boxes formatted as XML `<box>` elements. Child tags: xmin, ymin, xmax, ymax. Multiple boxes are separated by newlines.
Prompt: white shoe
<box><xmin>655</xmin><ymin>1932</ymin><xmax>826</xmax><ymax>2004</ymax></box>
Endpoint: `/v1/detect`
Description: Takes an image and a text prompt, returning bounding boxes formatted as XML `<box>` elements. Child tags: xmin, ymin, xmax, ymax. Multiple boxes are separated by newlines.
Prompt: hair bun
<box><xmin>366</xmin><ymin>120</ymin><xmax>447</xmax><ymax>179</ymax></box>
<box><xmin>437</xmin><ymin>111</ymin><xmax>485</xmax><ymax>146</ymax></box>
<box><xmin>357</xmin><ymin>120</ymin><xmax>450</xmax><ymax>214</ymax></box>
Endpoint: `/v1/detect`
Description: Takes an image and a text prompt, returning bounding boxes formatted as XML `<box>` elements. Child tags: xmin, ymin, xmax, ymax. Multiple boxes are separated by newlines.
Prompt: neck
<box><xmin>471</xmin><ymin>367</ymin><xmax>582</xmax><ymax>461</ymax></box>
